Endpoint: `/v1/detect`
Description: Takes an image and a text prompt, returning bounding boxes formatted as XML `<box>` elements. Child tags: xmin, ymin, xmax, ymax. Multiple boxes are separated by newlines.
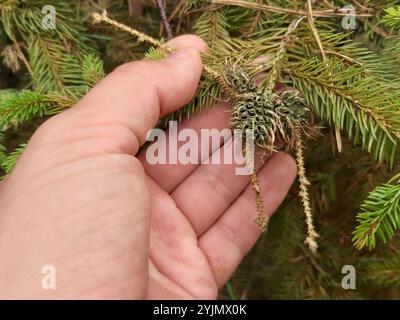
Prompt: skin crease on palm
<box><xmin>0</xmin><ymin>35</ymin><xmax>297</xmax><ymax>300</ymax></box>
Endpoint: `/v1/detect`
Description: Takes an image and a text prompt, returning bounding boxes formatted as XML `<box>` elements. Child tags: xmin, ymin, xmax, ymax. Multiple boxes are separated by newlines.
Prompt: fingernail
<box><xmin>167</xmin><ymin>48</ymin><xmax>193</xmax><ymax>60</ymax></box>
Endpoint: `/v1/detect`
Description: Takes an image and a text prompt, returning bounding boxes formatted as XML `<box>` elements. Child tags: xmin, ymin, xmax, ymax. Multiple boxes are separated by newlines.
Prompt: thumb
<box><xmin>46</xmin><ymin>35</ymin><xmax>206</xmax><ymax>155</ymax></box>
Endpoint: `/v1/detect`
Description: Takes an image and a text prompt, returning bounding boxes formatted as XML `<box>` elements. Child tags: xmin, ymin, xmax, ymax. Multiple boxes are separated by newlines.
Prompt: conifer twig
<box><xmin>306</xmin><ymin>0</ymin><xmax>342</xmax><ymax>153</ymax></box>
<box><xmin>245</xmin><ymin>142</ymin><xmax>267</xmax><ymax>233</ymax></box>
<box><xmin>211</xmin><ymin>0</ymin><xmax>374</xmax><ymax>18</ymax></box>
<box><xmin>156</xmin><ymin>0</ymin><xmax>173</xmax><ymax>40</ymax></box>
<box><xmin>11</xmin><ymin>39</ymin><xmax>33</xmax><ymax>78</ymax></box>
<box><xmin>264</xmin><ymin>16</ymin><xmax>305</xmax><ymax>95</ymax></box>
<box><xmin>306</xmin><ymin>0</ymin><xmax>326</xmax><ymax>60</ymax></box>
<box><xmin>92</xmin><ymin>11</ymin><xmax>173</xmax><ymax>53</ymax></box>
<box><xmin>91</xmin><ymin>10</ymin><xmax>243</xmax><ymax>100</ymax></box>
<box><xmin>251</xmin><ymin>170</ymin><xmax>267</xmax><ymax>232</ymax></box>
<box><xmin>294</xmin><ymin>127</ymin><xmax>319</xmax><ymax>253</ymax></box>
<box><xmin>168</xmin><ymin>0</ymin><xmax>185</xmax><ymax>22</ymax></box>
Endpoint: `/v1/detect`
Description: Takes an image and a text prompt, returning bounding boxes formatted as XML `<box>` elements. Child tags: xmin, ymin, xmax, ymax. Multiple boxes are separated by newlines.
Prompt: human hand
<box><xmin>0</xmin><ymin>35</ymin><xmax>297</xmax><ymax>299</ymax></box>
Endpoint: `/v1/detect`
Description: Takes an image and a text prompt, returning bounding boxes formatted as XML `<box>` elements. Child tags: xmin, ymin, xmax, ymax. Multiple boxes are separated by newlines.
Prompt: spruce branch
<box><xmin>193</xmin><ymin>9</ymin><xmax>230</xmax><ymax>46</ymax></box>
<box><xmin>289</xmin><ymin>58</ymin><xmax>400</xmax><ymax>166</ymax></box>
<box><xmin>7</xmin><ymin>39</ymin><xmax>33</xmax><ymax>77</ymax></box>
<box><xmin>145</xmin><ymin>47</ymin><xmax>168</xmax><ymax>60</ymax></box>
<box><xmin>305</xmin><ymin>0</ymin><xmax>326</xmax><ymax>60</ymax></box>
<box><xmin>0</xmin><ymin>1</ymin><xmax>86</xmax><ymax>44</ymax></box>
<box><xmin>1</xmin><ymin>143</ymin><xmax>26</xmax><ymax>175</ymax></box>
<box><xmin>382</xmin><ymin>6</ymin><xmax>400</xmax><ymax>29</ymax></box>
<box><xmin>0</xmin><ymin>89</ymin><xmax>77</xmax><ymax>130</ymax></box>
<box><xmin>262</xmin><ymin>16</ymin><xmax>305</xmax><ymax>94</ymax></box>
<box><xmin>0</xmin><ymin>90</ymin><xmax>52</xmax><ymax>129</ymax></box>
<box><xmin>2</xmin><ymin>44</ymin><xmax>22</xmax><ymax>74</ymax></box>
<box><xmin>245</xmin><ymin>0</ymin><xmax>263</xmax><ymax>35</ymax></box>
<box><xmin>81</xmin><ymin>54</ymin><xmax>105</xmax><ymax>87</ymax></box>
<box><xmin>305</xmin><ymin>0</ymin><xmax>343</xmax><ymax>153</ymax></box>
<box><xmin>211</xmin><ymin>0</ymin><xmax>375</xmax><ymax>18</ymax></box>
<box><xmin>353</xmin><ymin>182</ymin><xmax>400</xmax><ymax>250</ymax></box>
<box><xmin>367</xmin><ymin>256</ymin><xmax>400</xmax><ymax>287</ymax></box>
<box><xmin>27</xmin><ymin>35</ymin><xmax>89</xmax><ymax>94</ymax></box>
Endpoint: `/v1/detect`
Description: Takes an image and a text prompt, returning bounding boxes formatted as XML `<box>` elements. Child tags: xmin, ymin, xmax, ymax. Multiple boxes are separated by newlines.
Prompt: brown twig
<box><xmin>245</xmin><ymin>143</ymin><xmax>267</xmax><ymax>233</ymax></box>
<box><xmin>294</xmin><ymin>127</ymin><xmax>319</xmax><ymax>253</ymax></box>
<box><xmin>322</xmin><ymin>0</ymin><xmax>335</xmax><ymax>9</ymax></box>
<box><xmin>211</xmin><ymin>0</ymin><xmax>374</xmax><ymax>18</ymax></box>
<box><xmin>91</xmin><ymin>11</ymin><xmax>242</xmax><ymax>99</ymax></box>
<box><xmin>168</xmin><ymin>0</ymin><xmax>185</xmax><ymax>22</ymax></box>
<box><xmin>324</xmin><ymin>50</ymin><xmax>363</xmax><ymax>66</ymax></box>
<box><xmin>92</xmin><ymin>11</ymin><xmax>173</xmax><ymax>53</ymax></box>
<box><xmin>156</xmin><ymin>0</ymin><xmax>173</xmax><ymax>40</ymax></box>
<box><xmin>305</xmin><ymin>0</ymin><xmax>343</xmax><ymax>152</ymax></box>
<box><xmin>306</xmin><ymin>0</ymin><xmax>326</xmax><ymax>59</ymax></box>
<box><xmin>11</xmin><ymin>39</ymin><xmax>33</xmax><ymax>78</ymax></box>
